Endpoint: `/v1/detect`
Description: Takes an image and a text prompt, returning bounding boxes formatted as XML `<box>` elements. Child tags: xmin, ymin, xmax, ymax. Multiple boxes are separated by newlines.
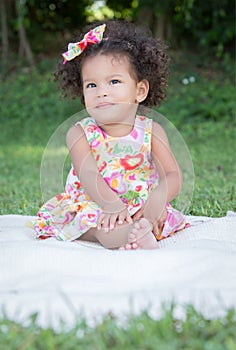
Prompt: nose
<box><xmin>97</xmin><ymin>84</ymin><xmax>108</xmax><ymax>98</ymax></box>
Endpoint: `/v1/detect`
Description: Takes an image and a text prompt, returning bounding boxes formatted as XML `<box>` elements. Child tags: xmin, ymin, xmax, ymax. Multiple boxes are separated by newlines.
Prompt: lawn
<box><xmin>0</xmin><ymin>52</ymin><xmax>235</xmax><ymax>348</ymax></box>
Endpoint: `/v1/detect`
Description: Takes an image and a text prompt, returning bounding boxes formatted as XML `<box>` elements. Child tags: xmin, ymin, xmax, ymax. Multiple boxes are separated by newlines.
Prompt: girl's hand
<box><xmin>132</xmin><ymin>204</ymin><xmax>167</xmax><ymax>236</ymax></box>
<box><xmin>97</xmin><ymin>208</ymin><xmax>133</xmax><ymax>232</ymax></box>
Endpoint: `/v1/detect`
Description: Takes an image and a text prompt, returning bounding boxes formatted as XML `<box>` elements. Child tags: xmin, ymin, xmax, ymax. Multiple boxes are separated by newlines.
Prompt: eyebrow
<box><xmin>83</xmin><ymin>74</ymin><xmax>125</xmax><ymax>84</ymax></box>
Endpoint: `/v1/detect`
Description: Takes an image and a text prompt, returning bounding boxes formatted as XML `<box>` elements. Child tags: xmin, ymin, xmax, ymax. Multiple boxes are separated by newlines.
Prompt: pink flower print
<box><xmin>104</xmin><ymin>172</ymin><xmax>127</xmax><ymax>194</ymax></box>
<box><xmin>66</xmin><ymin>183</ymin><xmax>74</xmax><ymax>194</ymax></box>
<box><xmin>44</xmin><ymin>203</ymin><xmax>56</xmax><ymax>211</ymax></box>
<box><xmin>100</xmin><ymin>128</ymin><xmax>108</xmax><ymax>139</ymax></box>
<box><xmin>130</xmin><ymin>128</ymin><xmax>138</xmax><ymax>139</ymax></box>
<box><xmin>90</xmin><ymin>138</ymin><xmax>100</xmax><ymax>148</ymax></box>
<box><xmin>87</xmin><ymin>125</ymin><xmax>97</xmax><ymax>133</ymax></box>
<box><xmin>121</xmin><ymin>197</ymin><xmax>128</xmax><ymax>204</ymax></box>
<box><xmin>128</xmin><ymin>174</ymin><xmax>136</xmax><ymax>181</ymax></box>
<box><xmin>41</xmin><ymin>213</ymin><xmax>51</xmax><ymax>220</ymax></box>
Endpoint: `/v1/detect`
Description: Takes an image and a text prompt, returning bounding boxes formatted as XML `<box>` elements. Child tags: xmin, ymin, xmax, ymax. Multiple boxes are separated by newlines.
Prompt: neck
<box><xmin>99</xmin><ymin>121</ymin><xmax>135</xmax><ymax>137</ymax></box>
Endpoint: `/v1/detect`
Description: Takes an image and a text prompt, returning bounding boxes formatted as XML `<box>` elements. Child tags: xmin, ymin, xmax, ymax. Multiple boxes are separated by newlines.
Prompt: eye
<box><xmin>110</xmin><ymin>79</ymin><xmax>121</xmax><ymax>85</ymax></box>
<box><xmin>86</xmin><ymin>82</ymin><xmax>96</xmax><ymax>88</ymax></box>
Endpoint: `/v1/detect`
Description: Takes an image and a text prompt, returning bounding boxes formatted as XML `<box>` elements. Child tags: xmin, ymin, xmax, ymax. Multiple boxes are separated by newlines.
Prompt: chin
<box><xmin>87</xmin><ymin>103</ymin><xmax>138</xmax><ymax>123</ymax></box>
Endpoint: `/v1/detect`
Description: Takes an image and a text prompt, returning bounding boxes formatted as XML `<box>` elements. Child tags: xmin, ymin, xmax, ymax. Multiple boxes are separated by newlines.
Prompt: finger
<box><xmin>132</xmin><ymin>210</ymin><xmax>143</xmax><ymax>222</ymax></box>
<box><xmin>109</xmin><ymin>214</ymin><xmax>118</xmax><ymax>229</ymax></box>
<box><xmin>160</xmin><ymin>208</ymin><xmax>168</xmax><ymax>221</ymax></box>
<box><xmin>118</xmin><ymin>210</ymin><xmax>133</xmax><ymax>224</ymax></box>
<box><xmin>152</xmin><ymin>223</ymin><xmax>160</xmax><ymax>236</ymax></box>
<box><xmin>102</xmin><ymin>216</ymin><xmax>110</xmax><ymax>232</ymax></box>
<box><xmin>117</xmin><ymin>210</ymin><xmax>127</xmax><ymax>225</ymax></box>
<box><xmin>126</xmin><ymin>213</ymin><xmax>133</xmax><ymax>224</ymax></box>
<box><xmin>97</xmin><ymin>214</ymin><xmax>105</xmax><ymax>230</ymax></box>
<box><xmin>158</xmin><ymin>220</ymin><xmax>165</xmax><ymax>231</ymax></box>
<box><xmin>157</xmin><ymin>211</ymin><xmax>167</xmax><ymax>230</ymax></box>
<box><xmin>132</xmin><ymin>208</ymin><xmax>142</xmax><ymax>219</ymax></box>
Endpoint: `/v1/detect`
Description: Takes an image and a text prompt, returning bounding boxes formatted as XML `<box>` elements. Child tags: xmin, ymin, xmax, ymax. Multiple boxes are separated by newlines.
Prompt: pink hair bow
<box><xmin>62</xmin><ymin>24</ymin><xmax>106</xmax><ymax>64</ymax></box>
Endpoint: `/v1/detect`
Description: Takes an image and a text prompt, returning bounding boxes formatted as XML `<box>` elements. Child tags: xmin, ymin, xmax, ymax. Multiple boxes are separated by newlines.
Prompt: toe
<box><xmin>139</xmin><ymin>217</ymin><xmax>152</xmax><ymax>230</ymax></box>
<box><xmin>125</xmin><ymin>243</ymin><xmax>132</xmax><ymax>250</ymax></box>
<box><xmin>129</xmin><ymin>233</ymin><xmax>136</xmax><ymax>242</ymax></box>
<box><xmin>131</xmin><ymin>242</ymin><xmax>139</xmax><ymax>249</ymax></box>
<box><xmin>134</xmin><ymin>221</ymin><xmax>141</xmax><ymax>230</ymax></box>
<box><xmin>139</xmin><ymin>217</ymin><xmax>149</xmax><ymax>226</ymax></box>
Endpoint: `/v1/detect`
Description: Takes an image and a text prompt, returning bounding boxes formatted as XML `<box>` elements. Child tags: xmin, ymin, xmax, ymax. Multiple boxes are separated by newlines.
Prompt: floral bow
<box><xmin>62</xmin><ymin>24</ymin><xmax>106</xmax><ymax>64</ymax></box>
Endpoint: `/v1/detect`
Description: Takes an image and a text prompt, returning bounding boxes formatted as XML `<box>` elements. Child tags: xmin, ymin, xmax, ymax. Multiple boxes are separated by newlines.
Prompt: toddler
<box><xmin>33</xmin><ymin>20</ymin><xmax>187</xmax><ymax>249</ymax></box>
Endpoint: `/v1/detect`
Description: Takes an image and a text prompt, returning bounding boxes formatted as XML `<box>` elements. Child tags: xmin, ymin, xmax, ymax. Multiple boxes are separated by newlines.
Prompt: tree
<box><xmin>15</xmin><ymin>0</ymin><xmax>34</xmax><ymax>65</ymax></box>
<box><xmin>134</xmin><ymin>0</ymin><xmax>235</xmax><ymax>56</ymax></box>
<box><xmin>0</xmin><ymin>0</ymin><xmax>234</xmax><ymax>74</ymax></box>
<box><xmin>0</xmin><ymin>0</ymin><xmax>9</xmax><ymax>74</ymax></box>
<box><xmin>135</xmin><ymin>0</ymin><xmax>175</xmax><ymax>42</ymax></box>
<box><xmin>0</xmin><ymin>0</ymin><xmax>34</xmax><ymax>75</ymax></box>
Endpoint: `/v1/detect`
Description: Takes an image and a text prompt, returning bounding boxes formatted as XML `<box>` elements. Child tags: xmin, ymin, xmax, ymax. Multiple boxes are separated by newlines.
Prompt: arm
<box><xmin>66</xmin><ymin>124</ymin><xmax>132</xmax><ymax>229</ymax></box>
<box><xmin>151</xmin><ymin>121</ymin><xmax>183</xmax><ymax>203</ymax></box>
<box><xmin>133</xmin><ymin>122</ymin><xmax>182</xmax><ymax>228</ymax></box>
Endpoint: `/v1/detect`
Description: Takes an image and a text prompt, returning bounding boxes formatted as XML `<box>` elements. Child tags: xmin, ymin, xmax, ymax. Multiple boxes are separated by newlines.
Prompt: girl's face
<box><xmin>81</xmin><ymin>53</ymin><xmax>149</xmax><ymax>134</ymax></box>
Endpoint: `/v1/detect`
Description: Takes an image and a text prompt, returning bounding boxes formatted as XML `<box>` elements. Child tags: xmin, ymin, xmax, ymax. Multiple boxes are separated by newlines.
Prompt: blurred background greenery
<box><xmin>0</xmin><ymin>0</ymin><xmax>235</xmax><ymax>73</ymax></box>
<box><xmin>0</xmin><ymin>0</ymin><xmax>235</xmax><ymax>216</ymax></box>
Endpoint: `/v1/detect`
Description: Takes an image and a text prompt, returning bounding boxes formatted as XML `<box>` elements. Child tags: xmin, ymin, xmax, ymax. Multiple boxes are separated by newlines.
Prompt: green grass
<box><xmin>1</xmin><ymin>306</ymin><xmax>236</xmax><ymax>350</ymax></box>
<box><xmin>0</xmin><ymin>52</ymin><xmax>236</xmax><ymax>347</ymax></box>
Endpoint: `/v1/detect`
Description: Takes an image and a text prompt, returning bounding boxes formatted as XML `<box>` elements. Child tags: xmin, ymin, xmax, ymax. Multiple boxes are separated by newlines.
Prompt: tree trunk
<box><xmin>153</xmin><ymin>14</ymin><xmax>176</xmax><ymax>46</ymax></box>
<box><xmin>1</xmin><ymin>0</ymin><xmax>9</xmax><ymax>74</ymax></box>
<box><xmin>136</xmin><ymin>6</ymin><xmax>154</xmax><ymax>31</ymax></box>
<box><xmin>15</xmin><ymin>0</ymin><xmax>34</xmax><ymax>65</ymax></box>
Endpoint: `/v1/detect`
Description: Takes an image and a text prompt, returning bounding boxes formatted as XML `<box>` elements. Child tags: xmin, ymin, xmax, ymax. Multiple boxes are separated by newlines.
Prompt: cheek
<box><xmin>83</xmin><ymin>91</ymin><xmax>93</xmax><ymax>104</ymax></box>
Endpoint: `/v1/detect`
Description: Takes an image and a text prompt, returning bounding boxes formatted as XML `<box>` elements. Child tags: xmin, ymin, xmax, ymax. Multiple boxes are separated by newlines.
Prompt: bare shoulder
<box><xmin>152</xmin><ymin>121</ymin><xmax>169</xmax><ymax>146</ymax></box>
<box><xmin>66</xmin><ymin>123</ymin><xmax>87</xmax><ymax>149</ymax></box>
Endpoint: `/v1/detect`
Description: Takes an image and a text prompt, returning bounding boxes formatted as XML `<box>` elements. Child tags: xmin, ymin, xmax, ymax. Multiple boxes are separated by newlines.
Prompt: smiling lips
<box><xmin>96</xmin><ymin>102</ymin><xmax>114</xmax><ymax>109</ymax></box>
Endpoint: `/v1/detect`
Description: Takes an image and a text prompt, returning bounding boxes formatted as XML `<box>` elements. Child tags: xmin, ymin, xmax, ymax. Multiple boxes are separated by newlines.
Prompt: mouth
<box><xmin>96</xmin><ymin>102</ymin><xmax>114</xmax><ymax>109</ymax></box>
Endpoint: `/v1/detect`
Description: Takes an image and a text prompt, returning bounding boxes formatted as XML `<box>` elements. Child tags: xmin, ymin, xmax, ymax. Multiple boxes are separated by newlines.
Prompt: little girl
<box><xmin>33</xmin><ymin>20</ymin><xmax>187</xmax><ymax>249</ymax></box>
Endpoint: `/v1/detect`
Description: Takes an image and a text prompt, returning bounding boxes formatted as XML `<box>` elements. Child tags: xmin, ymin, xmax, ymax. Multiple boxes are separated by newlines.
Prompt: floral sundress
<box><xmin>33</xmin><ymin>115</ymin><xmax>186</xmax><ymax>241</ymax></box>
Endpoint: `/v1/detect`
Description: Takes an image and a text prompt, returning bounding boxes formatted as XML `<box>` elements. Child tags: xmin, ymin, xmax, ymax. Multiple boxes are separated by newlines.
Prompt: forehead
<box><xmin>81</xmin><ymin>53</ymin><xmax>132</xmax><ymax>73</ymax></box>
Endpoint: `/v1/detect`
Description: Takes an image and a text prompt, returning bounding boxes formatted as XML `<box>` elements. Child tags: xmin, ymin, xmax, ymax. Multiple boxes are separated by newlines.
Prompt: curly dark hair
<box><xmin>54</xmin><ymin>20</ymin><xmax>170</xmax><ymax>108</ymax></box>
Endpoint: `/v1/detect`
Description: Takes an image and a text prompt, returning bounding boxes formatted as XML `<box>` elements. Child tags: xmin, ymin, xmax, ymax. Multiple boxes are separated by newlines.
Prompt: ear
<box><xmin>136</xmin><ymin>79</ymin><xmax>149</xmax><ymax>103</ymax></box>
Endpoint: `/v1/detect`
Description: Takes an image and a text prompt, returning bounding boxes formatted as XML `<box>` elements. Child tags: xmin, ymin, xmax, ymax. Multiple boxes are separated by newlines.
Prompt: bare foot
<box><xmin>119</xmin><ymin>218</ymin><xmax>159</xmax><ymax>250</ymax></box>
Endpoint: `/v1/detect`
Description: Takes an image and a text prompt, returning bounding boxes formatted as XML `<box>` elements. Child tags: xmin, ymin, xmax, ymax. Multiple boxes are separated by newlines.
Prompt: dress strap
<box><xmin>135</xmin><ymin>115</ymin><xmax>153</xmax><ymax>152</ymax></box>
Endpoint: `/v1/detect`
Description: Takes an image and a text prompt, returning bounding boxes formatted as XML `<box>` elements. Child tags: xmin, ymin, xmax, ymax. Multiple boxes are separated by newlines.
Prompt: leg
<box><xmin>78</xmin><ymin>229</ymin><xmax>99</xmax><ymax>243</ymax></box>
<box><xmin>79</xmin><ymin>222</ymin><xmax>132</xmax><ymax>249</ymax></box>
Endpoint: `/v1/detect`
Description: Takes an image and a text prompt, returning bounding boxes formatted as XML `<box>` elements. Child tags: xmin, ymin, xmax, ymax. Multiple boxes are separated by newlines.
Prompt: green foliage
<box><xmin>175</xmin><ymin>0</ymin><xmax>235</xmax><ymax>58</ymax></box>
<box><xmin>160</xmin><ymin>77</ymin><xmax>235</xmax><ymax>125</ymax></box>
<box><xmin>1</xmin><ymin>0</ymin><xmax>234</xmax><ymax>66</ymax></box>
<box><xmin>0</xmin><ymin>307</ymin><xmax>235</xmax><ymax>349</ymax></box>
<box><xmin>181</xmin><ymin>121</ymin><xmax>236</xmax><ymax>216</ymax></box>
<box><xmin>136</xmin><ymin>0</ymin><xmax>235</xmax><ymax>58</ymax></box>
<box><xmin>0</xmin><ymin>60</ymin><xmax>79</xmax><ymax>145</ymax></box>
<box><xmin>159</xmin><ymin>51</ymin><xmax>235</xmax><ymax>125</ymax></box>
<box><xmin>0</xmin><ymin>53</ymin><xmax>235</xmax><ymax>216</ymax></box>
<box><xmin>27</xmin><ymin>0</ymin><xmax>91</xmax><ymax>31</ymax></box>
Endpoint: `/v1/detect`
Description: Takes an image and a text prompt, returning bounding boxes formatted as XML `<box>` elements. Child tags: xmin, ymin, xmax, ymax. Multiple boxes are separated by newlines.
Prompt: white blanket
<box><xmin>0</xmin><ymin>212</ymin><xmax>236</xmax><ymax>329</ymax></box>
